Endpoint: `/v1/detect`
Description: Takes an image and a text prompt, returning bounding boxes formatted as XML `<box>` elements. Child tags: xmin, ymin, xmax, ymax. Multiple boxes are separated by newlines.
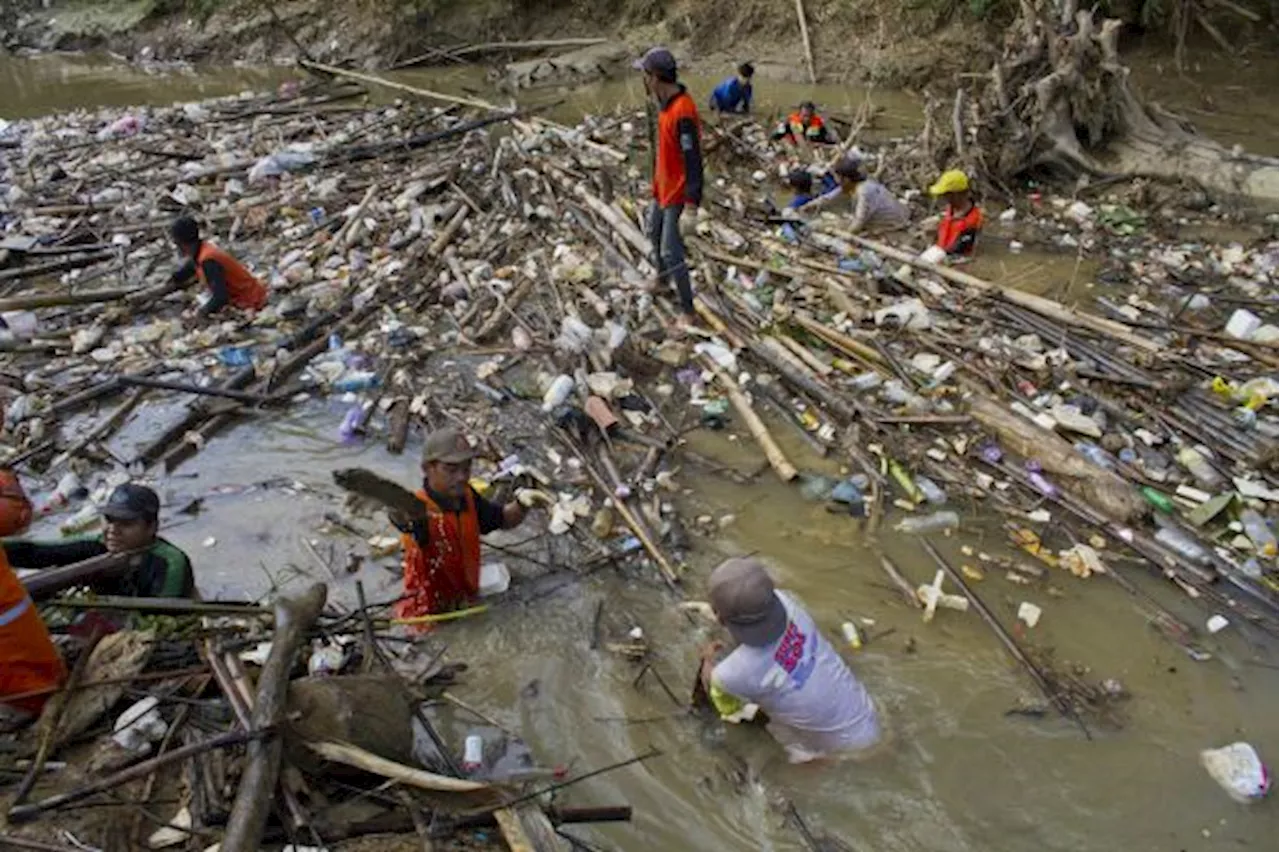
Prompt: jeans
<box><xmin>646</xmin><ymin>202</ymin><xmax>694</xmax><ymax>314</ymax></box>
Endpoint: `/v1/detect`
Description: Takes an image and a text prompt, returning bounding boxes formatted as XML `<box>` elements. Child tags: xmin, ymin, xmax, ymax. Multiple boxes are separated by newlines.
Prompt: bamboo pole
<box><xmin>795</xmin><ymin>0</ymin><xmax>818</xmax><ymax>83</ymax></box>
<box><xmin>698</xmin><ymin>354</ymin><xmax>798</xmax><ymax>482</ymax></box>
<box><xmin>307</xmin><ymin>741</ymin><xmax>489</xmax><ymax>793</ymax></box>
<box><xmin>300</xmin><ymin>59</ymin><xmax>496</xmax><ymax>109</ymax></box>
<box><xmin>221</xmin><ymin>583</ymin><xmax>328</xmax><ymax>852</ymax></box>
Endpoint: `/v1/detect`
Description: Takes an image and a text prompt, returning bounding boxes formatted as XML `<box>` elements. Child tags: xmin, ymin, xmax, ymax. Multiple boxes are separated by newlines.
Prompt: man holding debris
<box><xmin>636</xmin><ymin>46</ymin><xmax>703</xmax><ymax>329</ymax></box>
<box><xmin>0</xmin><ymin>469</ymin><xmax>65</xmax><ymax>724</ymax></box>
<box><xmin>169</xmin><ymin>215</ymin><xmax>268</xmax><ymax>317</ymax></box>
<box><xmin>396</xmin><ymin>429</ymin><xmax>544</xmax><ymax>620</ymax></box>
<box><xmin>698</xmin><ymin>557</ymin><xmax>881</xmax><ymax>763</ymax></box>
<box><xmin>3</xmin><ymin>484</ymin><xmax>195</xmax><ymax>599</ymax></box>
<box><xmin>803</xmin><ymin>156</ymin><xmax>909</xmax><ymax>235</ymax></box>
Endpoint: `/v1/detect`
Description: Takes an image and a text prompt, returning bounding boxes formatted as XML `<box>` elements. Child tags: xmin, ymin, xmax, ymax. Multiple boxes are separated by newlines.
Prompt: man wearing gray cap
<box><xmin>396</xmin><ymin>428</ymin><xmax>544</xmax><ymax>620</ymax></box>
<box><xmin>634</xmin><ymin>46</ymin><xmax>703</xmax><ymax>328</ymax></box>
<box><xmin>699</xmin><ymin>556</ymin><xmax>881</xmax><ymax>762</ymax></box>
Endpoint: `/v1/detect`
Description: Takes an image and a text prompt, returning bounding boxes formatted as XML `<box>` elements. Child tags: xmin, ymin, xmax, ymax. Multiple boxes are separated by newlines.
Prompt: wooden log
<box><xmin>306</xmin><ymin>741</ymin><xmax>488</xmax><ymax>793</ymax></box>
<box><xmin>775</xmin><ymin>333</ymin><xmax>833</xmax><ymax>376</ymax></box>
<box><xmin>48</xmin><ymin>387</ymin><xmax>145</xmax><ymax>471</ymax></box>
<box><xmin>0</xmin><ymin>283</ymin><xmax>139</xmax><ymax>312</ymax></box>
<box><xmin>221</xmin><ymin>583</ymin><xmax>328</xmax><ymax>852</ymax></box>
<box><xmin>841</xmin><ymin>232</ymin><xmax>1163</xmax><ymax>354</ymax></box>
<box><xmin>22</xmin><ymin>549</ymin><xmax>148</xmax><ymax>601</ymax></box>
<box><xmin>568</xmin><ymin>181</ymin><xmax>652</xmax><ymax>260</ymax></box>
<box><xmin>300</xmin><ymin>59</ymin><xmax>497</xmax><ymax>109</ymax></box>
<box><xmin>0</xmin><ymin>252</ymin><xmax>114</xmax><ymax>285</ymax></box>
<box><xmin>429</xmin><ymin>204</ymin><xmax>470</xmax><ymax>258</ymax></box>
<box><xmin>118</xmin><ymin>376</ymin><xmax>276</xmax><ymax>405</ymax></box>
<box><xmin>746</xmin><ymin>336</ymin><xmax>860</xmax><ymax>422</ymax></box>
<box><xmin>795</xmin><ymin>0</ymin><xmax>818</xmax><ymax>84</ymax></box>
<box><xmin>698</xmin><ymin>353</ymin><xmax>797</xmax><ymax>482</ymax></box>
<box><xmin>787</xmin><ymin>310</ymin><xmax>885</xmax><ymax>366</ymax></box>
<box><xmin>450</xmin><ymin>38</ymin><xmax>609</xmax><ymax>58</ymax></box>
<box><xmin>47</xmin><ymin>377</ymin><xmax>124</xmax><ymax>417</ymax></box>
<box><xmin>7</xmin><ymin>729</ymin><xmax>258</xmax><ymax>823</ymax></box>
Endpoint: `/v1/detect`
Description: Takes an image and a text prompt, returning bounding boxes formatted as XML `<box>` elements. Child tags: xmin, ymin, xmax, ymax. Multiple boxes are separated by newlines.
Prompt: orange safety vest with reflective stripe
<box><xmin>779</xmin><ymin>112</ymin><xmax>826</xmax><ymax>144</ymax></box>
<box><xmin>196</xmin><ymin>242</ymin><xmax>268</xmax><ymax>311</ymax></box>
<box><xmin>0</xmin><ymin>550</ymin><xmax>64</xmax><ymax>715</ymax></box>
<box><xmin>398</xmin><ymin>490</ymin><xmax>481</xmax><ymax>623</ymax></box>
<box><xmin>936</xmin><ymin>204</ymin><xmax>984</xmax><ymax>256</ymax></box>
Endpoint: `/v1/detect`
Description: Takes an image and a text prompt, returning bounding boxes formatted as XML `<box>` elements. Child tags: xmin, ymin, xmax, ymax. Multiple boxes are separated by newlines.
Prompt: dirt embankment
<box><xmin>1</xmin><ymin>0</ymin><xmax>989</xmax><ymax>87</ymax></box>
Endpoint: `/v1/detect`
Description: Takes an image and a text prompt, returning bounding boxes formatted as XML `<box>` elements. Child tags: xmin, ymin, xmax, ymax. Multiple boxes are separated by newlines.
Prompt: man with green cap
<box><xmin>396</xmin><ymin>428</ymin><xmax>542</xmax><ymax>620</ymax></box>
<box><xmin>3</xmin><ymin>483</ymin><xmax>195</xmax><ymax>599</ymax></box>
<box><xmin>698</xmin><ymin>556</ymin><xmax>881</xmax><ymax>763</ymax></box>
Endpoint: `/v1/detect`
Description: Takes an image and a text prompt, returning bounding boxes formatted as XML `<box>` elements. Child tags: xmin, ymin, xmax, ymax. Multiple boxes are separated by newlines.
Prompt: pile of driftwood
<box><xmin>0</xmin><ymin>53</ymin><xmax>1275</xmax><ymax>787</ymax></box>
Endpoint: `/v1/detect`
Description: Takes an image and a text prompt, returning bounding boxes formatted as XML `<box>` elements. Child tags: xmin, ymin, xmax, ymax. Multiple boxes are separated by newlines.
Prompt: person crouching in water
<box><xmin>929</xmin><ymin>169</ymin><xmax>984</xmax><ymax>258</ymax></box>
<box><xmin>169</xmin><ymin>216</ymin><xmax>268</xmax><ymax>318</ymax></box>
<box><xmin>395</xmin><ymin>428</ymin><xmax>548</xmax><ymax>623</ymax></box>
<box><xmin>698</xmin><ymin>556</ymin><xmax>882</xmax><ymax>763</ymax></box>
<box><xmin>709</xmin><ymin>62</ymin><xmax>754</xmax><ymax>114</ymax></box>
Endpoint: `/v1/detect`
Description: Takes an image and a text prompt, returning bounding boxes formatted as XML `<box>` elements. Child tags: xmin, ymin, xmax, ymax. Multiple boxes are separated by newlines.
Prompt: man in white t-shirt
<box><xmin>698</xmin><ymin>556</ymin><xmax>882</xmax><ymax>763</ymax></box>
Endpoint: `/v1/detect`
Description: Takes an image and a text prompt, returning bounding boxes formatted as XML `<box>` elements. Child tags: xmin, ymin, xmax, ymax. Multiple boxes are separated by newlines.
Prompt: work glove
<box><xmin>515</xmin><ymin>488</ymin><xmax>555</xmax><ymax>508</ymax></box>
<box><xmin>678</xmin><ymin>207</ymin><xmax>699</xmax><ymax>239</ymax></box>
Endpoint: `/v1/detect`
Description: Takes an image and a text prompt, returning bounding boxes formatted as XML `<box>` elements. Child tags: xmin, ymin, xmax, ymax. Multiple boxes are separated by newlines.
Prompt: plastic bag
<box><xmin>1201</xmin><ymin>743</ymin><xmax>1270</xmax><ymax>803</ymax></box>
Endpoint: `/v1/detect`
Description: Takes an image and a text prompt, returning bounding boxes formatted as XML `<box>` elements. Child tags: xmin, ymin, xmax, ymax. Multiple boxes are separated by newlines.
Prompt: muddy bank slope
<box><xmin>2</xmin><ymin>0</ymin><xmax>1016</xmax><ymax>86</ymax></box>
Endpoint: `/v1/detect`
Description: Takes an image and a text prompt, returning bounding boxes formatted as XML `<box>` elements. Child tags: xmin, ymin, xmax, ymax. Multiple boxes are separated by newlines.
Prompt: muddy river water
<box><xmin>1</xmin><ymin>47</ymin><xmax>1277</xmax><ymax>852</ymax></box>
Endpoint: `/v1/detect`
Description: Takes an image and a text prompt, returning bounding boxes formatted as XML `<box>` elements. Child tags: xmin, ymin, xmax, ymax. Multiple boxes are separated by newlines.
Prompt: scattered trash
<box><xmin>1200</xmin><ymin>743</ymin><xmax>1271</xmax><ymax>804</ymax></box>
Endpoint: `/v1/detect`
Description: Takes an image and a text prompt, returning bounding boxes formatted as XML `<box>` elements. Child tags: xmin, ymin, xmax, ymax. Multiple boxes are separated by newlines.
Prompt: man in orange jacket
<box><xmin>170</xmin><ymin>216</ymin><xmax>268</xmax><ymax>318</ymax></box>
<box><xmin>771</xmin><ymin>101</ymin><xmax>836</xmax><ymax>146</ymax></box>
<box><xmin>0</xmin><ymin>469</ymin><xmax>64</xmax><ymax>727</ymax></box>
<box><xmin>635</xmin><ymin>46</ymin><xmax>704</xmax><ymax>329</ymax></box>
<box><xmin>395</xmin><ymin>429</ymin><xmax>537</xmax><ymax>622</ymax></box>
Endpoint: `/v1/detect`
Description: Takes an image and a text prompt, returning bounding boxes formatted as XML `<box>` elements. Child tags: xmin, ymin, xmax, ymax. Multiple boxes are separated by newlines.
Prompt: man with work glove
<box><xmin>394</xmin><ymin>428</ymin><xmax>547</xmax><ymax>621</ymax></box>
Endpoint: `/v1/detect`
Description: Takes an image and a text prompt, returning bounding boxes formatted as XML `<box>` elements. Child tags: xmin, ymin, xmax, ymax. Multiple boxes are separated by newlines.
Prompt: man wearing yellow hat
<box><xmin>929</xmin><ymin>170</ymin><xmax>983</xmax><ymax>258</ymax></box>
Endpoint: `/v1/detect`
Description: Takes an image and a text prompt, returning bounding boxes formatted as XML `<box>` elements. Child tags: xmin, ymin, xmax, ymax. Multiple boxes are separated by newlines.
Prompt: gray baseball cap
<box><xmin>633</xmin><ymin>46</ymin><xmax>678</xmax><ymax>79</ymax></box>
<box><xmin>708</xmin><ymin>556</ymin><xmax>788</xmax><ymax>647</ymax></box>
<box><xmin>421</xmin><ymin>428</ymin><xmax>476</xmax><ymax>464</ymax></box>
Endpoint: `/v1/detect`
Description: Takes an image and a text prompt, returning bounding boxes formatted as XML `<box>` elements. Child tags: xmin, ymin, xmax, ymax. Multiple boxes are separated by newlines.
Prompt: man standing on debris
<box><xmin>3</xmin><ymin>484</ymin><xmax>195</xmax><ymax>599</ymax></box>
<box><xmin>396</xmin><ymin>429</ymin><xmax>545</xmax><ymax>620</ymax></box>
<box><xmin>698</xmin><ymin>556</ymin><xmax>882</xmax><ymax>763</ymax></box>
<box><xmin>636</xmin><ymin>46</ymin><xmax>704</xmax><ymax>329</ymax></box>
<box><xmin>169</xmin><ymin>215</ymin><xmax>268</xmax><ymax>318</ymax></box>
<box><xmin>0</xmin><ymin>469</ymin><xmax>64</xmax><ymax>726</ymax></box>
<box><xmin>771</xmin><ymin>101</ymin><xmax>837</xmax><ymax>146</ymax></box>
<box><xmin>709</xmin><ymin>62</ymin><xmax>755</xmax><ymax>114</ymax></box>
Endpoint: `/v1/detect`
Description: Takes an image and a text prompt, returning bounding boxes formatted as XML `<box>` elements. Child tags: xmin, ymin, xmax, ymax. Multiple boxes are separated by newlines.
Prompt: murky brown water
<box><xmin>2</xmin><ymin>48</ymin><xmax>1277</xmax><ymax>852</ymax></box>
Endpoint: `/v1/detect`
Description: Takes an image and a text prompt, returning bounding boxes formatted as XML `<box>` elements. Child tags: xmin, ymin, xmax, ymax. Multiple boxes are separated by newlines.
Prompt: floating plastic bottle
<box><xmin>1154</xmin><ymin>526</ymin><xmax>1211</xmax><ymax>566</ymax></box>
<box><xmin>1074</xmin><ymin>441</ymin><xmax>1114</xmax><ymax>470</ymax></box>
<box><xmin>895</xmin><ymin>510</ymin><xmax>960</xmax><ymax>534</ymax></box>
<box><xmin>38</xmin><ymin>472</ymin><xmax>83</xmax><ymax>515</ymax></box>
<box><xmin>979</xmin><ymin>443</ymin><xmax>1003</xmax><ymax>464</ymax></box>
<box><xmin>1176</xmin><ymin>447</ymin><xmax>1224</xmax><ymax>489</ymax></box>
<box><xmin>1024</xmin><ymin>461</ymin><xmax>1058</xmax><ymax>498</ymax></box>
<box><xmin>541</xmin><ymin>375</ymin><xmax>574</xmax><ymax>412</ymax></box>
<box><xmin>1239</xmin><ymin>510</ymin><xmax>1278</xmax><ymax>558</ymax></box>
<box><xmin>332</xmin><ymin>372</ymin><xmax>379</xmax><ymax>393</ymax></box>
<box><xmin>915</xmin><ymin>476</ymin><xmax>947</xmax><ymax>505</ymax></box>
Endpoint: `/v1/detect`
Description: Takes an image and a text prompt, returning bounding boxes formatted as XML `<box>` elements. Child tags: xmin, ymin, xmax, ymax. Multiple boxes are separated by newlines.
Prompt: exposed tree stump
<box><xmin>923</xmin><ymin>0</ymin><xmax>1277</xmax><ymax>202</ymax></box>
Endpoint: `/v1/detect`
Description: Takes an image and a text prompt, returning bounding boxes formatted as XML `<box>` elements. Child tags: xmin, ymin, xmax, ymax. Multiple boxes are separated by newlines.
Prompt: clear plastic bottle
<box><xmin>1239</xmin><ymin>509</ymin><xmax>1278</xmax><ymax>558</ymax></box>
<box><xmin>895</xmin><ymin>510</ymin><xmax>960</xmax><ymax>534</ymax></box>
<box><xmin>1074</xmin><ymin>441</ymin><xmax>1114</xmax><ymax>470</ymax></box>
<box><xmin>541</xmin><ymin>375</ymin><xmax>574</xmax><ymax>412</ymax></box>
<box><xmin>916</xmin><ymin>476</ymin><xmax>948</xmax><ymax>505</ymax></box>
<box><xmin>1176</xmin><ymin>447</ymin><xmax>1225</xmax><ymax>489</ymax></box>
<box><xmin>1154</xmin><ymin>526</ymin><xmax>1211</xmax><ymax>566</ymax></box>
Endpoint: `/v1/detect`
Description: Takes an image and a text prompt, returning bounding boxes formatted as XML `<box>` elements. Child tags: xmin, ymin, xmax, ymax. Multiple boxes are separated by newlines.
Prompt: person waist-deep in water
<box><xmin>771</xmin><ymin>101</ymin><xmax>836</xmax><ymax>146</ymax></box>
<box><xmin>169</xmin><ymin>215</ymin><xmax>268</xmax><ymax>317</ymax></box>
<box><xmin>699</xmin><ymin>556</ymin><xmax>881</xmax><ymax>763</ymax></box>
<box><xmin>0</xmin><ymin>469</ymin><xmax>65</xmax><ymax>725</ymax></box>
<box><xmin>636</xmin><ymin>46</ymin><xmax>704</xmax><ymax>330</ymax></box>
<box><xmin>709</xmin><ymin>62</ymin><xmax>754</xmax><ymax>114</ymax></box>
<box><xmin>395</xmin><ymin>428</ymin><xmax>548</xmax><ymax>621</ymax></box>
<box><xmin>930</xmin><ymin>169</ymin><xmax>984</xmax><ymax>257</ymax></box>
<box><xmin>2</xmin><ymin>483</ymin><xmax>196</xmax><ymax>600</ymax></box>
<box><xmin>802</xmin><ymin>155</ymin><xmax>909</xmax><ymax>235</ymax></box>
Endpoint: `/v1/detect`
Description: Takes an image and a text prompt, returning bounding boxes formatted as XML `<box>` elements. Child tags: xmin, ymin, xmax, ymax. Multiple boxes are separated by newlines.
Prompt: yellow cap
<box><xmin>929</xmin><ymin>169</ymin><xmax>970</xmax><ymax>196</ymax></box>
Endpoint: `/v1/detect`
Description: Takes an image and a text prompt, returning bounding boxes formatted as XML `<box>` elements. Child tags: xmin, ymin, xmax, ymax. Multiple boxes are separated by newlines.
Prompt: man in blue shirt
<box><xmin>709</xmin><ymin>62</ymin><xmax>754</xmax><ymax>113</ymax></box>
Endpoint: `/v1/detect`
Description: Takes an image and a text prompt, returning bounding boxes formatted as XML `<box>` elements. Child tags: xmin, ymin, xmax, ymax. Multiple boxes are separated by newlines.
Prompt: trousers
<box><xmin>645</xmin><ymin>202</ymin><xmax>694</xmax><ymax>314</ymax></box>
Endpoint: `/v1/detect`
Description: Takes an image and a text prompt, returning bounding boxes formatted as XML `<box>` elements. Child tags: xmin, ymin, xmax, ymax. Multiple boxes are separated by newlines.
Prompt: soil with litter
<box><xmin>0</xmin><ymin>47</ymin><xmax>1276</xmax><ymax>852</ymax></box>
